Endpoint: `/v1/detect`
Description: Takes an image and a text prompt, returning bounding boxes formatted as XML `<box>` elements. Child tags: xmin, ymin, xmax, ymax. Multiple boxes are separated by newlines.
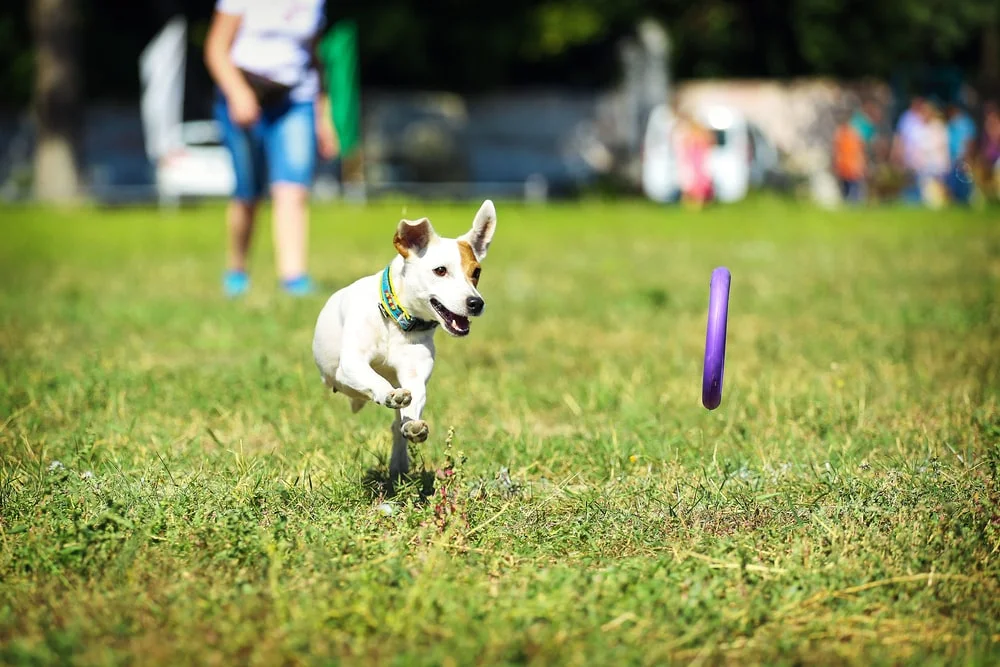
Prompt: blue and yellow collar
<box><xmin>378</xmin><ymin>264</ymin><xmax>438</xmax><ymax>332</ymax></box>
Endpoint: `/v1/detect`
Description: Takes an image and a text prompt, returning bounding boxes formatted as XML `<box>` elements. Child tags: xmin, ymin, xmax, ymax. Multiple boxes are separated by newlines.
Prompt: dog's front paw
<box><xmin>383</xmin><ymin>388</ymin><xmax>412</xmax><ymax>409</ymax></box>
<box><xmin>401</xmin><ymin>419</ymin><xmax>429</xmax><ymax>443</ymax></box>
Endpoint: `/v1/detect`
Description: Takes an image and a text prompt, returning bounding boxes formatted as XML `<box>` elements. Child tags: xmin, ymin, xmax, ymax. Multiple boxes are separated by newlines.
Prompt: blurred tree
<box><xmin>981</xmin><ymin>6</ymin><xmax>999</xmax><ymax>97</ymax></box>
<box><xmin>0</xmin><ymin>0</ymin><xmax>996</xmax><ymax>107</ymax></box>
<box><xmin>30</xmin><ymin>0</ymin><xmax>81</xmax><ymax>203</ymax></box>
<box><xmin>790</xmin><ymin>0</ymin><xmax>998</xmax><ymax>78</ymax></box>
<box><xmin>0</xmin><ymin>1</ymin><xmax>33</xmax><ymax>107</ymax></box>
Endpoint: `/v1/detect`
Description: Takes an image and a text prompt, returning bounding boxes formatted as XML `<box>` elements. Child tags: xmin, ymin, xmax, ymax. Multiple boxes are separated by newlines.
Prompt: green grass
<box><xmin>1</xmin><ymin>196</ymin><xmax>999</xmax><ymax>665</ymax></box>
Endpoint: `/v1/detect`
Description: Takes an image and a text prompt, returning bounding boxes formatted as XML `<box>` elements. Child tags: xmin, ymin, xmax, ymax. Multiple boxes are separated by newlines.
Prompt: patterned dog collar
<box><xmin>378</xmin><ymin>264</ymin><xmax>438</xmax><ymax>332</ymax></box>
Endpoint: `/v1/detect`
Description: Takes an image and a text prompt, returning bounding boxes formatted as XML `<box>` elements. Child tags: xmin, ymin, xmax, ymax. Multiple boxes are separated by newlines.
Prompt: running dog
<box><xmin>312</xmin><ymin>200</ymin><xmax>497</xmax><ymax>483</ymax></box>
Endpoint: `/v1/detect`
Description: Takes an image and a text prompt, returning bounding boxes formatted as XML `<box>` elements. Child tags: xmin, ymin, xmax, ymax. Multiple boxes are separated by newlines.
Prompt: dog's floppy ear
<box><xmin>459</xmin><ymin>199</ymin><xmax>496</xmax><ymax>261</ymax></box>
<box><xmin>394</xmin><ymin>217</ymin><xmax>436</xmax><ymax>257</ymax></box>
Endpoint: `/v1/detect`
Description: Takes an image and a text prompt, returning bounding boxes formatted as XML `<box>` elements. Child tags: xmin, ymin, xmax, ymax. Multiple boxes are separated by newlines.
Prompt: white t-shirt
<box><xmin>216</xmin><ymin>0</ymin><xmax>326</xmax><ymax>103</ymax></box>
<box><xmin>922</xmin><ymin>119</ymin><xmax>950</xmax><ymax>177</ymax></box>
<box><xmin>896</xmin><ymin>109</ymin><xmax>927</xmax><ymax>172</ymax></box>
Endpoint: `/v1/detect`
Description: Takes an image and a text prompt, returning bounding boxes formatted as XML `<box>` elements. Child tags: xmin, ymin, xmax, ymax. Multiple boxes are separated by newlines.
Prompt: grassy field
<box><xmin>1</xmin><ymin>196</ymin><xmax>999</xmax><ymax>665</ymax></box>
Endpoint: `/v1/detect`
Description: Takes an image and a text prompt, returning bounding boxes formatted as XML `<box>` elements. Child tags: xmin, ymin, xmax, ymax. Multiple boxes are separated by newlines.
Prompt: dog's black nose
<box><xmin>466</xmin><ymin>296</ymin><xmax>485</xmax><ymax>316</ymax></box>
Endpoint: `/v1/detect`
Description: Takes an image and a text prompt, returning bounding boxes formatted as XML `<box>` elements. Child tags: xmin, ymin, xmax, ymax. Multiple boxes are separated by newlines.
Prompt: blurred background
<box><xmin>2</xmin><ymin>0</ymin><xmax>999</xmax><ymax>209</ymax></box>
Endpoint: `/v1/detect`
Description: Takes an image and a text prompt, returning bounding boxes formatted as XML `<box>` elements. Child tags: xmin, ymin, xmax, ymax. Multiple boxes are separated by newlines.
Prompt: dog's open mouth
<box><xmin>430</xmin><ymin>298</ymin><xmax>470</xmax><ymax>337</ymax></box>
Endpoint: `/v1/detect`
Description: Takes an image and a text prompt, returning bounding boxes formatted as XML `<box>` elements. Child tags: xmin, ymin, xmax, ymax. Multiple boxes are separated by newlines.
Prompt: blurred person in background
<box><xmin>854</xmin><ymin>99</ymin><xmax>895</xmax><ymax>204</ymax></box>
<box><xmin>981</xmin><ymin>102</ymin><xmax>1000</xmax><ymax>201</ymax></box>
<box><xmin>919</xmin><ymin>101</ymin><xmax>950</xmax><ymax>208</ymax></box>
<box><xmin>677</xmin><ymin>115</ymin><xmax>714</xmax><ymax>210</ymax></box>
<box><xmin>833</xmin><ymin>109</ymin><xmax>866</xmax><ymax>204</ymax></box>
<box><xmin>205</xmin><ymin>0</ymin><xmax>338</xmax><ymax>298</ymax></box>
<box><xmin>850</xmin><ymin>99</ymin><xmax>881</xmax><ymax>158</ymax></box>
<box><xmin>945</xmin><ymin>101</ymin><xmax>977</xmax><ymax>205</ymax></box>
<box><xmin>892</xmin><ymin>96</ymin><xmax>928</xmax><ymax>204</ymax></box>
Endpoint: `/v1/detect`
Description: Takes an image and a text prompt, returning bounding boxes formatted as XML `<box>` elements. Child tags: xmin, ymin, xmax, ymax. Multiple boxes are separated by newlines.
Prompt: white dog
<box><xmin>312</xmin><ymin>200</ymin><xmax>497</xmax><ymax>483</ymax></box>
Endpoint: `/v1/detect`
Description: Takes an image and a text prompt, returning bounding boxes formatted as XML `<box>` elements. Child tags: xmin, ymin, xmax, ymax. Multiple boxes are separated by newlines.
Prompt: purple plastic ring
<box><xmin>702</xmin><ymin>267</ymin><xmax>731</xmax><ymax>410</ymax></box>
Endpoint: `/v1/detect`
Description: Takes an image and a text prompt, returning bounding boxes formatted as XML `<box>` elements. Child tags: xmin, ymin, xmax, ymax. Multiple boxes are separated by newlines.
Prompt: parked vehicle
<box><xmin>153</xmin><ymin>120</ymin><xmax>234</xmax><ymax>205</ymax></box>
<box><xmin>641</xmin><ymin>102</ymin><xmax>781</xmax><ymax>204</ymax></box>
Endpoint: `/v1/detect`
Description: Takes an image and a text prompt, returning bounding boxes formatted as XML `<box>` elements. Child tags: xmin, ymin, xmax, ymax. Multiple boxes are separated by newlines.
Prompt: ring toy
<box><xmin>702</xmin><ymin>267</ymin><xmax>731</xmax><ymax>410</ymax></box>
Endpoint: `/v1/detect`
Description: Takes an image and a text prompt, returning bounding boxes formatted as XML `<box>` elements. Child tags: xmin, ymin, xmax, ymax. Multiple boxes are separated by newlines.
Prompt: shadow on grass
<box><xmin>362</xmin><ymin>466</ymin><xmax>437</xmax><ymax>502</ymax></box>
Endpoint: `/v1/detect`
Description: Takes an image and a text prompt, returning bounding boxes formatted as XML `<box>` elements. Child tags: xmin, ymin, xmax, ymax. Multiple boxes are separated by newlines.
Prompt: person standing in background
<box><xmin>679</xmin><ymin>118</ymin><xmax>714</xmax><ymax>210</ymax></box>
<box><xmin>205</xmin><ymin>0</ymin><xmax>337</xmax><ymax>298</ymax></box>
<box><xmin>833</xmin><ymin>111</ymin><xmax>866</xmax><ymax>204</ymax></box>
<box><xmin>892</xmin><ymin>96</ymin><xmax>928</xmax><ymax>204</ymax></box>
<box><xmin>853</xmin><ymin>100</ymin><xmax>884</xmax><ymax>183</ymax></box>
<box><xmin>981</xmin><ymin>102</ymin><xmax>1000</xmax><ymax>201</ymax></box>
<box><xmin>919</xmin><ymin>102</ymin><xmax>950</xmax><ymax>208</ymax></box>
<box><xmin>945</xmin><ymin>101</ymin><xmax>977</xmax><ymax>205</ymax></box>
<box><xmin>850</xmin><ymin>99</ymin><xmax>880</xmax><ymax>155</ymax></box>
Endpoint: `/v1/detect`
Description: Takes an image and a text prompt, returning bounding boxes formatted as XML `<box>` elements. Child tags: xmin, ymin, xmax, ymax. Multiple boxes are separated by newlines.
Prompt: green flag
<box><xmin>319</xmin><ymin>20</ymin><xmax>361</xmax><ymax>158</ymax></box>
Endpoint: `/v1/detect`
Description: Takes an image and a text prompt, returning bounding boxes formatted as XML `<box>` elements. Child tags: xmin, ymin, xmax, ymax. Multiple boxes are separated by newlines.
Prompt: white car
<box><xmin>640</xmin><ymin>103</ymin><xmax>679</xmax><ymax>203</ymax></box>
<box><xmin>641</xmin><ymin>102</ymin><xmax>781</xmax><ymax>205</ymax></box>
<box><xmin>696</xmin><ymin>105</ymin><xmax>750</xmax><ymax>203</ymax></box>
<box><xmin>154</xmin><ymin>120</ymin><xmax>235</xmax><ymax>205</ymax></box>
<box><xmin>140</xmin><ymin>18</ymin><xmax>235</xmax><ymax>205</ymax></box>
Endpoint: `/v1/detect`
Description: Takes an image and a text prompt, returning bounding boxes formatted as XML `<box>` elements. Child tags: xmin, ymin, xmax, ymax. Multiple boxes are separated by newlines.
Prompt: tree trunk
<box><xmin>978</xmin><ymin>7</ymin><xmax>999</xmax><ymax>104</ymax></box>
<box><xmin>31</xmin><ymin>0</ymin><xmax>82</xmax><ymax>204</ymax></box>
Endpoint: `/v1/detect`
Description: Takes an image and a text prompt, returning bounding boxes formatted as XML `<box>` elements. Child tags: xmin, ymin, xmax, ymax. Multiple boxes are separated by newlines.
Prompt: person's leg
<box><xmin>271</xmin><ymin>184</ymin><xmax>311</xmax><ymax>288</ymax></box>
<box><xmin>848</xmin><ymin>180</ymin><xmax>863</xmax><ymax>204</ymax></box>
<box><xmin>226</xmin><ymin>199</ymin><xmax>256</xmax><ymax>273</ymax></box>
<box><xmin>901</xmin><ymin>171</ymin><xmax>923</xmax><ymax>206</ymax></box>
<box><xmin>947</xmin><ymin>165</ymin><xmax>966</xmax><ymax>205</ymax></box>
<box><xmin>215</xmin><ymin>92</ymin><xmax>266</xmax><ymax>296</ymax></box>
<box><xmin>264</xmin><ymin>100</ymin><xmax>318</xmax><ymax>294</ymax></box>
<box><xmin>993</xmin><ymin>158</ymin><xmax>1000</xmax><ymax>201</ymax></box>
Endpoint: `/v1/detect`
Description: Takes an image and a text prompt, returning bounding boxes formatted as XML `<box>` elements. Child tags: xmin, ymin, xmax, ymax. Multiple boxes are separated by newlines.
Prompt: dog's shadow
<box><xmin>362</xmin><ymin>466</ymin><xmax>437</xmax><ymax>502</ymax></box>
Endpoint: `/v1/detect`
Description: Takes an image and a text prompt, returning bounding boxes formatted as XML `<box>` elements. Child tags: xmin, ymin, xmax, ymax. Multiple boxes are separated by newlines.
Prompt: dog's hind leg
<box><xmin>389</xmin><ymin>410</ymin><xmax>410</xmax><ymax>485</ymax></box>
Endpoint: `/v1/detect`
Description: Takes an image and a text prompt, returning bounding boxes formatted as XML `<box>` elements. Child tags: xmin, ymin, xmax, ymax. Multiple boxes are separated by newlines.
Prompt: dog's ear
<box><xmin>459</xmin><ymin>199</ymin><xmax>496</xmax><ymax>261</ymax></box>
<box><xmin>394</xmin><ymin>218</ymin><xmax>436</xmax><ymax>257</ymax></box>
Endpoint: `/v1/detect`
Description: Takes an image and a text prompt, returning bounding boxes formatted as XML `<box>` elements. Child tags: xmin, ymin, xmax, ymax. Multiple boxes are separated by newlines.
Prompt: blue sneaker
<box><xmin>281</xmin><ymin>275</ymin><xmax>314</xmax><ymax>296</ymax></box>
<box><xmin>224</xmin><ymin>270</ymin><xmax>249</xmax><ymax>298</ymax></box>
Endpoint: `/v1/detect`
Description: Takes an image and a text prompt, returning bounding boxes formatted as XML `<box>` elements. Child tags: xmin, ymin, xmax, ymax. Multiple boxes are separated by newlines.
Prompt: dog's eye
<box><xmin>433</xmin><ymin>266</ymin><xmax>448</xmax><ymax>277</ymax></box>
<box><xmin>472</xmin><ymin>268</ymin><xmax>481</xmax><ymax>281</ymax></box>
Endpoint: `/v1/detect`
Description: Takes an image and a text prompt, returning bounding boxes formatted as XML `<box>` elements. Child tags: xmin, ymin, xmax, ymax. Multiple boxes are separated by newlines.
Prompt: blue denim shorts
<box><xmin>213</xmin><ymin>90</ymin><xmax>317</xmax><ymax>201</ymax></box>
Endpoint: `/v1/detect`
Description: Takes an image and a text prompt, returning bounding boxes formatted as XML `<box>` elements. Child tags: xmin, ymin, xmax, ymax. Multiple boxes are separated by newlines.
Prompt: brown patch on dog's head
<box><xmin>393</xmin><ymin>232</ymin><xmax>409</xmax><ymax>258</ymax></box>
<box><xmin>394</xmin><ymin>218</ymin><xmax>435</xmax><ymax>258</ymax></box>
<box><xmin>457</xmin><ymin>240</ymin><xmax>482</xmax><ymax>286</ymax></box>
